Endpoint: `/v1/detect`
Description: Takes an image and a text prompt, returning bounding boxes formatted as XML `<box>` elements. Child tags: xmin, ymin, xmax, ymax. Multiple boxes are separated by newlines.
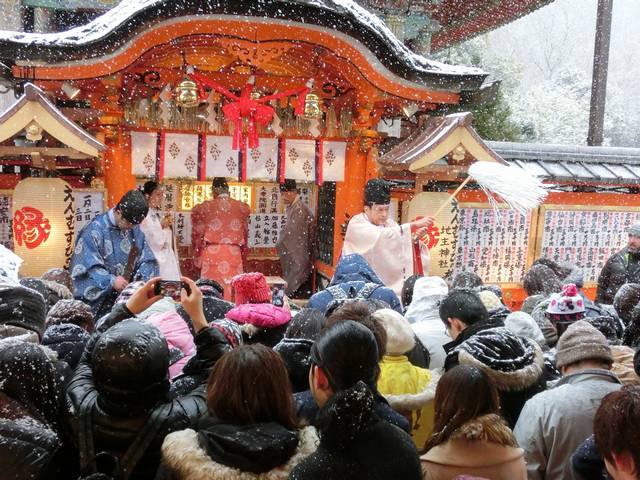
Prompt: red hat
<box><xmin>232</xmin><ymin>272</ymin><xmax>272</xmax><ymax>305</ymax></box>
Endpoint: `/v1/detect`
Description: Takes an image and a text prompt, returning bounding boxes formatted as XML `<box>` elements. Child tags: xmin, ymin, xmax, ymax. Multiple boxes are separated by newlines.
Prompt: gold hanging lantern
<box><xmin>175</xmin><ymin>78</ymin><xmax>199</xmax><ymax>108</ymax></box>
<box><xmin>304</xmin><ymin>92</ymin><xmax>322</xmax><ymax>119</ymax></box>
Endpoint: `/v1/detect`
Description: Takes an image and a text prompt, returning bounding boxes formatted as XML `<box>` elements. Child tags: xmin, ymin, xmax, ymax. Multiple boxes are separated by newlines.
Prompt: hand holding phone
<box><xmin>154</xmin><ymin>280</ymin><xmax>190</xmax><ymax>301</ymax></box>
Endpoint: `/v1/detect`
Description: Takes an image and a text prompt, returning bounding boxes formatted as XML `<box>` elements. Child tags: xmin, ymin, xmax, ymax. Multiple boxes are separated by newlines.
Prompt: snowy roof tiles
<box><xmin>0</xmin><ymin>0</ymin><xmax>486</xmax><ymax>92</ymax></box>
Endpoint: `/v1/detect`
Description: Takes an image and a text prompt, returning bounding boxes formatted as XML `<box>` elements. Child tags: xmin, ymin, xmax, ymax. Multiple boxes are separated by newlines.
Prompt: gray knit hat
<box><xmin>628</xmin><ymin>222</ymin><xmax>640</xmax><ymax>236</ymax></box>
<box><xmin>555</xmin><ymin>320</ymin><xmax>612</xmax><ymax>369</ymax></box>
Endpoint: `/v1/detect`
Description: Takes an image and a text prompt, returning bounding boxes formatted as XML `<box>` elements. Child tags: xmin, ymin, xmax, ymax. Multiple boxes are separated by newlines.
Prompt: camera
<box><xmin>154</xmin><ymin>280</ymin><xmax>189</xmax><ymax>301</ymax></box>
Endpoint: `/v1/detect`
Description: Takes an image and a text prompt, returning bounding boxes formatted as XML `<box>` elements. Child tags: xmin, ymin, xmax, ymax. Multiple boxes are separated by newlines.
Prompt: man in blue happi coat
<box><xmin>70</xmin><ymin>189</ymin><xmax>159</xmax><ymax>318</ymax></box>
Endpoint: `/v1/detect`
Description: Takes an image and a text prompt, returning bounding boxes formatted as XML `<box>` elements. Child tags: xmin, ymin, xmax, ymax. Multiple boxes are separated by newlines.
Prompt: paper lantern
<box><xmin>12</xmin><ymin>178</ymin><xmax>75</xmax><ymax>277</ymax></box>
<box><xmin>406</xmin><ymin>192</ymin><xmax>459</xmax><ymax>279</ymax></box>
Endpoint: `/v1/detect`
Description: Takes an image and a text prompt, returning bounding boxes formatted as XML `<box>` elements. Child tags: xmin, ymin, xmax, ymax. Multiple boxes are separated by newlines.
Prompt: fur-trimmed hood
<box><xmin>161</xmin><ymin>426</ymin><xmax>318</xmax><ymax>480</ymax></box>
<box><xmin>448</xmin><ymin>414</ymin><xmax>518</xmax><ymax>447</ymax></box>
<box><xmin>455</xmin><ymin>327</ymin><xmax>545</xmax><ymax>392</ymax></box>
<box><xmin>380</xmin><ymin>361</ymin><xmax>439</xmax><ymax>412</ymax></box>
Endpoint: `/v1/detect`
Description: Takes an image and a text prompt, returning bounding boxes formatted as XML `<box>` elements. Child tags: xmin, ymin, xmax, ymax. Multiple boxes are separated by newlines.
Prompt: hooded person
<box><xmin>289</xmin><ymin>321</ymin><xmax>422</xmax><ymax>480</ymax></box>
<box><xmin>226</xmin><ymin>272</ymin><xmax>291</xmax><ymax>347</ymax></box>
<box><xmin>342</xmin><ymin>178</ymin><xmax>433</xmax><ymax>298</ymax></box>
<box><xmin>70</xmin><ymin>189</ymin><xmax>158</xmax><ymax>318</ymax></box>
<box><xmin>374</xmin><ymin>309</ymin><xmax>438</xmax><ymax>449</ymax></box>
<box><xmin>307</xmin><ymin>253</ymin><xmax>402</xmax><ymax>314</ymax></box>
<box><xmin>41</xmin><ymin>323</ymin><xmax>91</xmax><ymax>369</ymax></box>
<box><xmin>0</xmin><ymin>284</ymin><xmax>47</xmax><ymax>343</ymax></box>
<box><xmin>504</xmin><ymin>311</ymin><xmax>547</xmax><ymax>349</ymax></box>
<box><xmin>145</xmin><ymin>311</ymin><xmax>197</xmax><ymax>380</ymax></box>
<box><xmin>406</xmin><ymin>276</ymin><xmax>450</xmax><ymax>371</ymax></box>
<box><xmin>0</xmin><ymin>342</ymin><xmax>68</xmax><ymax>479</ymax></box>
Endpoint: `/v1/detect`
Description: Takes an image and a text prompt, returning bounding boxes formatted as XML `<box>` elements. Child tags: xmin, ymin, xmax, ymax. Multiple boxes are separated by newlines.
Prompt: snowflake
<box><xmin>185</xmin><ymin>154</ymin><xmax>196</xmax><ymax>173</ymax></box>
<box><xmin>226</xmin><ymin>156</ymin><xmax>236</xmax><ymax>174</ymax></box>
<box><xmin>288</xmin><ymin>147</ymin><xmax>298</xmax><ymax>164</ymax></box>
<box><xmin>303</xmin><ymin>158</ymin><xmax>312</xmax><ymax>178</ymax></box>
<box><xmin>326</xmin><ymin>149</ymin><xmax>336</xmax><ymax>166</ymax></box>
<box><xmin>250</xmin><ymin>148</ymin><xmax>261</xmax><ymax>163</ymax></box>
<box><xmin>265</xmin><ymin>156</ymin><xmax>275</xmax><ymax>175</ymax></box>
<box><xmin>143</xmin><ymin>153</ymin><xmax>154</xmax><ymax>172</ymax></box>
<box><xmin>168</xmin><ymin>142</ymin><xmax>180</xmax><ymax>159</ymax></box>
<box><xmin>209</xmin><ymin>143</ymin><xmax>221</xmax><ymax>162</ymax></box>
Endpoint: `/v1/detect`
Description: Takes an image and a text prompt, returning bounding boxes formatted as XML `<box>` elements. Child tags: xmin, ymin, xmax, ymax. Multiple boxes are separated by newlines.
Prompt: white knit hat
<box><xmin>373</xmin><ymin>308</ymin><xmax>415</xmax><ymax>355</ymax></box>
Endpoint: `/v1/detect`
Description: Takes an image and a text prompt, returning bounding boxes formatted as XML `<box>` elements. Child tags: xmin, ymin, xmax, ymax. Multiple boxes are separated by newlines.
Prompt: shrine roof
<box><xmin>489</xmin><ymin>141</ymin><xmax>640</xmax><ymax>185</ymax></box>
<box><xmin>0</xmin><ymin>0</ymin><xmax>486</xmax><ymax>93</ymax></box>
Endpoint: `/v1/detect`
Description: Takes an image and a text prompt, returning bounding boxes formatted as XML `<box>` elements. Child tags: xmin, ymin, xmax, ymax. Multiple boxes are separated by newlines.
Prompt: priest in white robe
<box><xmin>343</xmin><ymin>178</ymin><xmax>433</xmax><ymax>299</ymax></box>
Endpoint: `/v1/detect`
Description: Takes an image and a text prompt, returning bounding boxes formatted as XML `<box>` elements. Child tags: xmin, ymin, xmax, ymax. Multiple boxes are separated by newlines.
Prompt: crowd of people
<box><xmin>3</xmin><ymin>179</ymin><xmax>640</xmax><ymax>480</ymax></box>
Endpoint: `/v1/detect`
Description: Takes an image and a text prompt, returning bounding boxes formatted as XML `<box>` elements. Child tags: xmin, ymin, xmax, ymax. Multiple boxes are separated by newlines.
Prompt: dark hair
<box><xmin>402</xmin><ymin>275</ymin><xmax>423</xmax><ymax>308</ymax></box>
<box><xmin>286</xmin><ymin>308</ymin><xmax>325</xmax><ymax>341</ymax></box>
<box><xmin>594</xmin><ymin>386</ymin><xmax>640</xmax><ymax>470</ymax></box>
<box><xmin>425</xmin><ymin>365</ymin><xmax>500</xmax><ymax>452</ymax></box>
<box><xmin>311</xmin><ymin>320</ymin><xmax>379</xmax><ymax>391</ymax></box>
<box><xmin>451</xmin><ymin>271</ymin><xmax>483</xmax><ymax>290</ymax></box>
<box><xmin>326</xmin><ymin>300</ymin><xmax>387</xmax><ymax>360</ymax></box>
<box><xmin>533</xmin><ymin>258</ymin><xmax>572</xmax><ymax>282</ymax></box>
<box><xmin>142</xmin><ymin>181</ymin><xmax>159</xmax><ymax>196</ymax></box>
<box><xmin>523</xmin><ymin>264</ymin><xmax>562</xmax><ymax>297</ymax></box>
<box><xmin>207</xmin><ymin>344</ymin><xmax>297</xmax><ymax>429</ymax></box>
<box><xmin>439</xmin><ymin>289</ymin><xmax>488</xmax><ymax>327</ymax></box>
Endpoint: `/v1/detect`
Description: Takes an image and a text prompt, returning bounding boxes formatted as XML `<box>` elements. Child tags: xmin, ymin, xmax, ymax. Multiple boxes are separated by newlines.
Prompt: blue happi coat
<box><xmin>70</xmin><ymin>210</ymin><xmax>158</xmax><ymax>317</ymax></box>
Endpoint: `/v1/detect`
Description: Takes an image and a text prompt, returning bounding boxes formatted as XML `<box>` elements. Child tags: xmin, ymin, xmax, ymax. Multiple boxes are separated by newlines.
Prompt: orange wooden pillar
<box><xmin>103</xmin><ymin>128</ymin><xmax>136</xmax><ymax>207</ymax></box>
<box><xmin>331</xmin><ymin>140</ymin><xmax>368</xmax><ymax>265</ymax></box>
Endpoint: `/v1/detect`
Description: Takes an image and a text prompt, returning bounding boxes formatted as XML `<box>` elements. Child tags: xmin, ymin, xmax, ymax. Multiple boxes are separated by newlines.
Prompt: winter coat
<box><xmin>146</xmin><ymin>312</ymin><xmax>196</xmax><ymax>379</ymax></box>
<box><xmin>377</xmin><ymin>355</ymin><xmax>438</xmax><ymax>448</ymax></box>
<box><xmin>611</xmin><ymin>345</ymin><xmax>640</xmax><ymax>385</ymax></box>
<box><xmin>596</xmin><ymin>247</ymin><xmax>640</xmax><ymax>304</ymax></box>
<box><xmin>289</xmin><ymin>381</ymin><xmax>422</xmax><ymax>480</ymax></box>
<box><xmin>531</xmin><ymin>298</ymin><xmax>559</xmax><ymax>347</ymax></box>
<box><xmin>307</xmin><ymin>254</ymin><xmax>402</xmax><ymax>314</ymax></box>
<box><xmin>407</xmin><ymin>277</ymin><xmax>449</xmax><ymax>371</ymax></box>
<box><xmin>157</xmin><ymin>418</ymin><xmax>318</xmax><ymax>480</ymax></box>
<box><xmin>514</xmin><ymin>369</ymin><xmax>622</xmax><ymax>480</ymax></box>
<box><xmin>65</xmin><ymin>302</ymin><xmax>217</xmax><ymax>480</ymax></box>
<box><xmin>421</xmin><ymin>414</ymin><xmax>526</xmax><ymax>480</ymax></box>
<box><xmin>294</xmin><ymin>388</ymin><xmax>411</xmax><ymax>434</ymax></box>
<box><xmin>41</xmin><ymin>323</ymin><xmax>90</xmax><ymax>369</ymax></box>
<box><xmin>0</xmin><ymin>392</ymin><xmax>62</xmax><ymax>480</ymax></box>
<box><xmin>444</xmin><ymin>322</ymin><xmax>546</xmax><ymax>428</ymax></box>
<box><xmin>226</xmin><ymin>303</ymin><xmax>291</xmax><ymax>348</ymax></box>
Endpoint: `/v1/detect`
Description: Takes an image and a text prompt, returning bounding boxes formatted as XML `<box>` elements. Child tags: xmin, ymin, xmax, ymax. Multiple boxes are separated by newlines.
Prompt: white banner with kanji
<box><xmin>130</xmin><ymin>131</ymin><xmax>158</xmax><ymax>177</ymax></box>
<box><xmin>174</xmin><ymin>212</ymin><xmax>192</xmax><ymax>246</ymax></box>
<box><xmin>164</xmin><ymin>133</ymin><xmax>199</xmax><ymax>179</ymax></box>
<box><xmin>246</xmin><ymin>138</ymin><xmax>279</xmax><ymax>181</ymax></box>
<box><xmin>205</xmin><ymin>135</ymin><xmax>238</xmax><ymax>178</ymax></box>
<box><xmin>284</xmin><ymin>139</ymin><xmax>316</xmax><ymax>182</ymax></box>
<box><xmin>322</xmin><ymin>140</ymin><xmax>346</xmax><ymax>182</ymax></box>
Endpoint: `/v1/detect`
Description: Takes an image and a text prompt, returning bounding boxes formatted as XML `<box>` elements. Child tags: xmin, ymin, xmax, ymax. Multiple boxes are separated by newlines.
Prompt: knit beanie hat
<box><xmin>555</xmin><ymin>320</ymin><xmax>613</xmax><ymax>368</ymax></box>
<box><xmin>232</xmin><ymin>272</ymin><xmax>272</xmax><ymax>305</ymax></box>
<box><xmin>546</xmin><ymin>284</ymin><xmax>585</xmax><ymax>319</ymax></box>
<box><xmin>0</xmin><ymin>284</ymin><xmax>47</xmax><ymax>339</ymax></box>
<box><xmin>373</xmin><ymin>308</ymin><xmax>415</xmax><ymax>355</ymax></box>
<box><xmin>46</xmin><ymin>299</ymin><xmax>95</xmax><ymax>332</ymax></box>
<box><xmin>209</xmin><ymin>319</ymin><xmax>244</xmax><ymax>348</ymax></box>
<box><xmin>116</xmin><ymin>189</ymin><xmax>148</xmax><ymax>225</ymax></box>
<box><xmin>477</xmin><ymin>290</ymin><xmax>502</xmax><ymax>312</ymax></box>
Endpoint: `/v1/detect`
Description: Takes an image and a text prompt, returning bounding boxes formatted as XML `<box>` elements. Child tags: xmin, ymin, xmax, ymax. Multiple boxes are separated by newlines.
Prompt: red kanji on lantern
<box><xmin>420</xmin><ymin>224</ymin><xmax>441</xmax><ymax>249</ymax></box>
<box><xmin>13</xmin><ymin>206</ymin><xmax>51</xmax><ymax>249</ymax></box>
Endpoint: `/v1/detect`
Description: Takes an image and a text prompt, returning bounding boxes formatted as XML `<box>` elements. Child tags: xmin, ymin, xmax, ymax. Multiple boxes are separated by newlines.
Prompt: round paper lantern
<box><xmin>12</xmin><ymin>178</ymin><xmax>75</xmax><ymax>277</ymax></box>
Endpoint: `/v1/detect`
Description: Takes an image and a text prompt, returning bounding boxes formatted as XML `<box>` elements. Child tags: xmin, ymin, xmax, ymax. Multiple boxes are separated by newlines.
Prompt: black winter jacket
<box><xmin>289</xmin><ymin>381</ymin><xmax>421</xmax><ymax>480</ymax></box>
<box><xmin>66</xmin><ymin>302</ymin><xmax>226</xmax><ymax>480</ymax></box>
<box><xmin>596</xmin><ymin>247</ymin><xmax>640</xmax><ymax>304</ymax></box>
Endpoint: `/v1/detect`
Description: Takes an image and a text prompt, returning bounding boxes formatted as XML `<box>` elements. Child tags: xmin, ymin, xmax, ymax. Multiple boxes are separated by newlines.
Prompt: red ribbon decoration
<box><xmin>190</xmin><ymin>72</ymin><xmax>309</xmax><ymax>151</ymax></box>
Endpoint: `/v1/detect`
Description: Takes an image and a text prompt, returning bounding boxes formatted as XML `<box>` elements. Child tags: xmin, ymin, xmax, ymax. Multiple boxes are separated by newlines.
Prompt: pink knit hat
<box><xmin>231</xmin><ymin>272</ymin><xmax>272</xmax><ymax>305</ymax></box>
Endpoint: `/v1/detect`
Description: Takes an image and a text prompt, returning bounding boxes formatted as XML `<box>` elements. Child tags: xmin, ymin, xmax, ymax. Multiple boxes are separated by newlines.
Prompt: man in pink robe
<box><xmin>191</xmin><ymin>177</ymin><xmax>250</xmax><ymax>299</ymax></box>
<box><xmin>343</xmin><ymin>178</ymin><xmax>433</xmax><ymax>299</ymax></box>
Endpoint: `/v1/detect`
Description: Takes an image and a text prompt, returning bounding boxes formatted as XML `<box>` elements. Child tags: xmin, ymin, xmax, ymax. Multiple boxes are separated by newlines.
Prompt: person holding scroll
<box><xmin>191</xmin><ymin>177</ymin><xmax>250</xmax><ymax>299</ymax></box>
<box><xmin>342</xmin><ymin>178</ymin><xmax>434</xmax><ymax>299</ymax></box>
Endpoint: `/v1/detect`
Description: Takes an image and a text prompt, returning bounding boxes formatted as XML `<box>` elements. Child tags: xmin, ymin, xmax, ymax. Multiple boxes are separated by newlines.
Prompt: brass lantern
<box><xmin>175</xmin><ymin>78</ymin><xmax>199</xmax><ymax>108</ymax></box>
<box><xmin>304</xmin><ymin>92</ymin><xmax>322</xmax><ymax>119</ymax></box>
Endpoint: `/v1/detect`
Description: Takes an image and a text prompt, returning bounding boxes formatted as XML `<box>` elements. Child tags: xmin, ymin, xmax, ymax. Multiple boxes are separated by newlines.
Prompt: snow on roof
<box><xmin>0</xmin><ymin>0</ymin><xmax>485</xmax><ymax>78</ymax></box>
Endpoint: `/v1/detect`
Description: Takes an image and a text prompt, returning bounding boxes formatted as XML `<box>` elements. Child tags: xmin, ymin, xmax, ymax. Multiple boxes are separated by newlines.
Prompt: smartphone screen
<box><xmin>271</xmin><ymin>283</ymin><xmax>286</xmax><ymax>307</ymax></box>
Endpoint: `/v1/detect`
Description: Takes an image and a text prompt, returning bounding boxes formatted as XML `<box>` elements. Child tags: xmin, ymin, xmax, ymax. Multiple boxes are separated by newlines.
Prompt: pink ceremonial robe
<box><xmin>191</xmin><ymin>194</ymin><xmax>251</xmax><ymax>299</ymax></box>
<box><xmin>342</xmin><ymin>213</ymin><xmax>429</xmax><ymax>299</ymax></box>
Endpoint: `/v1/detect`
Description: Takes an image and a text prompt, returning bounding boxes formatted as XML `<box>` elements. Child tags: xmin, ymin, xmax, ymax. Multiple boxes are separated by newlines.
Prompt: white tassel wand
<box><xmin>432</xmin><ymin>161</ymin><xmax>548</xmax><ymax>217</ymax></box>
